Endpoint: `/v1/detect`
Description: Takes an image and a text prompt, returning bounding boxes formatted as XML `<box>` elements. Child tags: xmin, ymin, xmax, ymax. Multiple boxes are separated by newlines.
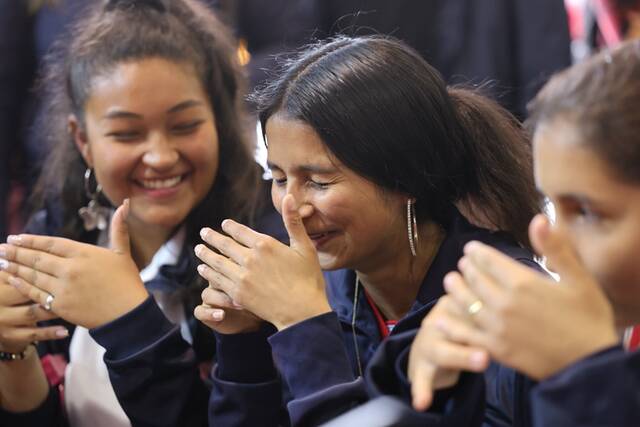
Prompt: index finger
<box><xmin>7</xmin><ymin>234</ymin><xmax>78</xmax><ymax>258</ymax></box>
<box><xmin>0</xmin><ymin>244</ymin><xmax>64</xmax><ymax>277</ymax></box>
<box><xmin>221</xmin><ymin>220</ymin><xmax>267</xmax><ymax>249</ymax></box>
<box><xmin>463</xmin><ymin>241</ymin><xmax>542</xmax><ymax>288</ymax></box>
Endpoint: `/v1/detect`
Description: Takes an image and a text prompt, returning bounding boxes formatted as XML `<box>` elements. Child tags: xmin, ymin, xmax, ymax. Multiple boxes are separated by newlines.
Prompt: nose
<box><xmin>285</xmin><ymin>183</ymin><xmax>314</xmax><ymax>219</ymax></box>
<box><xmin>142</xmin><ymin>133</ymin><xmax>179</xmax><ymax>170</ymax></box>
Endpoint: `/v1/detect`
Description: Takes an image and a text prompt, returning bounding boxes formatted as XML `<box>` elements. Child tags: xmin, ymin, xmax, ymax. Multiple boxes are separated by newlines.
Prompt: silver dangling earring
<box><xmin>407</xmin><ymin>199</ymin><xmax>418</xmax><ymax>257</ymax></box>
<box><xmin>78</xmin><ymin>168</ymin><xmax>111</xmax><ymax>231</ymax></box>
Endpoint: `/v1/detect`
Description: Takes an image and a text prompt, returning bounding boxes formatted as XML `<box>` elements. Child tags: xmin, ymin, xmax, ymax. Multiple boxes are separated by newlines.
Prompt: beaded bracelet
<box><xmin>0</xmin><ymin>345</ymin><xmax>33</xmax><ymax>361</ymax></box>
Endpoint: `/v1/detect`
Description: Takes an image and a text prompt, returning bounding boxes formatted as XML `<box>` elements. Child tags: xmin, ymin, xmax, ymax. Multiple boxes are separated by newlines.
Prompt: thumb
<box><xmin>281</xmin><ymin>194</ymin><xmax>314</xmax><ymax>254</ymax></box>
<box><xmin>529</xmin><ymin>214</ymin><xmax>589</xmax><ymax>286</ymax></box>
<box><xmin>110</xmin><ymin>199</ymin><xmax>131</xmax><ymax>256</ymax></box>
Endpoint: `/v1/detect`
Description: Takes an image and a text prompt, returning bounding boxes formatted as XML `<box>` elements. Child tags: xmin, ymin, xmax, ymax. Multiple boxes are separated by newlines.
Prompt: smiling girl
<box><xmin>191</xmin><ymin>36</ymin><xmax>545</xmax><ymax>426</ymax></box>
<box><xmin>0</xmin><ymin>1</ymin><xmax>283</xmax><ymax>426</ymax></box>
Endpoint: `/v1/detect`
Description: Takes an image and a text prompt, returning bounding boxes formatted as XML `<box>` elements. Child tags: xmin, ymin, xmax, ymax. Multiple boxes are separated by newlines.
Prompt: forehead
<box><xmin>533</xmin><ymin>120</ymin><xmax>638</xmax><ymax>200</ymax></box>
<box><xmin>265</xmin><ymin>115</ymin><xmax>337</xmax><ymax>168</ymax></box>
<box><xmin>87</xmin><ymin>58</ymin><xmax>207</xmax><ymax>109</ymax></box>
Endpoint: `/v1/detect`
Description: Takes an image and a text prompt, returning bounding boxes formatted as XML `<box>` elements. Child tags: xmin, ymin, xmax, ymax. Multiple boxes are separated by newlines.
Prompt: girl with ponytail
<box><xmin>191</xmin><ymin>35</ymin><xmax>545</xmax><ymax>426</ymax></box>
<box><xmin>0</xmin><ymin>0</ymin><xmax>284</xmax><ymax>426</ymax></box>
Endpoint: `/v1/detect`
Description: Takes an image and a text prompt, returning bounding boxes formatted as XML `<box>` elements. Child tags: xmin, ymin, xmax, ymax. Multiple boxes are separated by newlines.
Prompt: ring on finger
<box><xmin>467</xmin><ymin>299</ymin><xmax>483</xmax><ymax>316</ymax></box>
<box><xmin>43</xmin><ymin>293</ymin><xmax>55</xmax><ymax>311</ymax></box>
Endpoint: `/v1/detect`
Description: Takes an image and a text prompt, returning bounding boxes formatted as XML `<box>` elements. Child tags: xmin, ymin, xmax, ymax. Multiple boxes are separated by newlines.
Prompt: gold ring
<box><xmin>467</xmin><ymin>300</ymin><xmax>483</xmax><ymax>316</ymax></box>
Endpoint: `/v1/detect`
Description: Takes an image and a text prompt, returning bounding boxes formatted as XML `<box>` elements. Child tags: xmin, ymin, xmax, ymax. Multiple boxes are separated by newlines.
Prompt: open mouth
<box><xmin>136</xmin><ymin>174</ymin><xmax>186</xmax><ymax>190</ymax></box>
<box><xmin>307</xmin><ymin>230</ymin><xmax>338</xmax><ymax>245</ymax></box>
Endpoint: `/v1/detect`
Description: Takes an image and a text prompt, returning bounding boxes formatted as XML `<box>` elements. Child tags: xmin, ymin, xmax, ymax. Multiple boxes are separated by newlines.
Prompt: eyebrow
<box><xmin>102</xmin><ymin>100</ymin><xmax>204</xmax><ymax>120</ymax></box>
<box><xmin>267</xmin><ymin>161</ymin><xmax>337</xmax><ymax>175</ymax></box>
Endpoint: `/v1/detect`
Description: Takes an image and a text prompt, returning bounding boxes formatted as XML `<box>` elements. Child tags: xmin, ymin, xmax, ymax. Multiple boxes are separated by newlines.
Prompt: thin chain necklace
<box><xmin>351</xmin><ymin>274</ymin><xmax>363</xmax><ymax>377</ymax></box>
<box><xmin>350</xmin><ymin>227</ymin><xmax>445</xmax><ymax>379</ymax></box>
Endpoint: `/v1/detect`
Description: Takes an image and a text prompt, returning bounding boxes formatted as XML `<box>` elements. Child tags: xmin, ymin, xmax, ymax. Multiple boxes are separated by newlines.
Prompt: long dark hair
<box><xmin>30</xmin><ymin>0</ymin><xmax>262</xmax><ymax>248</ymax></box>
<box><xmin>529</xmin><ymin>39</ymin><xmax>640</xmax><ymax>185</ymax></box>
<box><xmin>254</xmin><ymin>36</ymin><xmax>541</xmax><ymax>249</ymax></box>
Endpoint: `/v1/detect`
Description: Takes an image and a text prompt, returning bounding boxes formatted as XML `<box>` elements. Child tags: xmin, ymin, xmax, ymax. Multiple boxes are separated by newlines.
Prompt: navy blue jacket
<box><xmin>0</xmin><ymin>184</ymin><xmax>286</xmax><ymax>427</ymax></box>
<box><xmin>530</xmin><ymin>346</ymin><xmax>640</xmax><ymax>426</ymax></box>
<box><xmin>209</xmin><ymin>210</ymin><xmax>541</xmax><ymax>426</ymax></box>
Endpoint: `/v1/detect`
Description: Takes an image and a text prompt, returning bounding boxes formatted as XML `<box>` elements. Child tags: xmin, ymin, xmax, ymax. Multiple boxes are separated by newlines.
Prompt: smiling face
<box><xmin>73</xmin><ymin>57</ymin><xmax>219</xmax><ymax>233</ymax></box>
<box><xmin>265</xmin><ymin>114</ymin><xmax>408</xmax><ymax>272</ymax></box>
<box><xmin>534</xmin><ymin>119</ymin><xmax>640</xmax><ymax>327</ymax></box>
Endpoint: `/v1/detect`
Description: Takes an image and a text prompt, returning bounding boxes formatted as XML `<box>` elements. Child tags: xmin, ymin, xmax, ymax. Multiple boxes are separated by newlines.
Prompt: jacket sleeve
<box><xmin>209</xmin><ymin>323</ymin><xmax>287</xmax><ymax>427</ymax></box>
<box><xmin>365</xmin><ymin>329</ymin><xmax>486</xmax><ymax>427</ymax></box>
<box><xmin>90</xmin><ymin>297</ymin><xmax>210</xmax><ymax>427</ymax></box>
<box><xmin>267</xmin><ymin>312</ymin><xmax>369</xmax><ymax>426</ymax></box>
<box><xmin>531</xmin><ymin>345</ymin><xmax>640</xmax><ymax>427</ymax></box>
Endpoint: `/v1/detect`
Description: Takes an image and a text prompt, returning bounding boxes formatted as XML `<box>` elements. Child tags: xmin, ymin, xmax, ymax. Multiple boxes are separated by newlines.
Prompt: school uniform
<box><xmin>209</xmin><ymin>208</ymin><xmax>542</xmax><ymax>426</ymax></box>
<box><xmin>530</xmin><ymin>345</ymin><xmax>640</xmax><ymax>426</ymax></box>
<box><xmin>0</xmin><ymin>186</ymin><xmax>286</xmax><ymax>427</ymax></box>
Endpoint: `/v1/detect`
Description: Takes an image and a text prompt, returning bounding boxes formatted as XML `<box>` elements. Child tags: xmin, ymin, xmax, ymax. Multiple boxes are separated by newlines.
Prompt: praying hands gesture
<box><xmin>0</xmin><ymin>200</ymin><xmax>149</xmax><ymax>330</ymax></box>
<box><xmin>194</xmin><ymin>194</ymin><xmax>331</xmax><ymax>332</ymax></box>
<box><xmin>408</xmin><ymin>214</ymin><xmax>619</xmax><ymax>409</ymax></box>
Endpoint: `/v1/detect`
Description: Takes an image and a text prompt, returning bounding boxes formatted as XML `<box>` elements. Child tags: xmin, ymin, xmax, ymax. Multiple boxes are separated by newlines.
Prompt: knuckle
<box><xmin>241</xmin><ymin>255</ymin><xmax>254</xmax><ymax>268</ymax></box>
<box><xmin>253</xmin><ymin>239</ymin><xmax>271</xmax><ymax>252</ymax></box>
<box><xmin>26</xmin><ymin>304</ymin><xmax>38</xmax><ymax>322</ymax></box>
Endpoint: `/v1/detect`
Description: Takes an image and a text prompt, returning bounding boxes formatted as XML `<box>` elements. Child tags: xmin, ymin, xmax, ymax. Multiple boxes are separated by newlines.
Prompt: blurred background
<box><xmin>2</xmin><ymin>0</ymin><xmax>639</xmax><ymax>242</ymax></box>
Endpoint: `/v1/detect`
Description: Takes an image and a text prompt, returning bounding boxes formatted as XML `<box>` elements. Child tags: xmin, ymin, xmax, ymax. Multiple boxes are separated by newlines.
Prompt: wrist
<box><xmin>274</xmin><ymin>302</ymin><xmax>332</xmax><ymax>331</ymax></box>
<box><xmin>0</xmin><ymin>344</ymin><xmax>36</xmax><ymax>362</ymax></box>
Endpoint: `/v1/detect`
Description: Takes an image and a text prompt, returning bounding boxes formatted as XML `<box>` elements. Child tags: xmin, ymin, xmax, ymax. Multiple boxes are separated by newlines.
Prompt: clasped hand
<box><xmin>409</xmin><ymin>214</ymin><xmax>618</xmax><ymax>410</ymax></box>
<box><xmin>194</xmin><ymin>194</ymin><xmax>331</xmax><ymax>332</ymax></box>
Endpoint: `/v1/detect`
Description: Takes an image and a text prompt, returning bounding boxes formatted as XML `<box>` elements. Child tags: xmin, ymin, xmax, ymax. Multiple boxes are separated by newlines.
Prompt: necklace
<box><xmin>349</xmin><ymin>226</ymin><xmax>445</xmax><ymax>378</ymax></box>
<box><xmin>351</xmin><ymin>275</ymin><xmax>364</xmax><ymax>377</ymax></box>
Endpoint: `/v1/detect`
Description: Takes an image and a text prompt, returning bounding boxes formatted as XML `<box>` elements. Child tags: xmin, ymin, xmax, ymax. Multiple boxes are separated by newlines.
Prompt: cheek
<box><xmin>189</xmin><ymin>134</ymin><xmax>219</xmax><ymax>186</ymax></box>
<box><xmin>91</xmin><ymin>147</ymin><xmax>137</xmax><ymax>202</ymax></box>
<box><xmin>271</xmin><ymin>185</ymin><xmax>284</xmax><ymax>215</ymax></box>
<box><xmin>575</xmin><ymin>232</ymin><xmax>640</xmax><ymax>294</ymax></box>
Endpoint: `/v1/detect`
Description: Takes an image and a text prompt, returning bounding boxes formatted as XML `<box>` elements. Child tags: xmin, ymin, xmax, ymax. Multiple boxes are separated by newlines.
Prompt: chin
<box><xmin>317</xmin><ymin>253</ymin><xmax>346</xmax><ymax>271</ymax></box>
<box><xmin>140</xmin><ymin>212</ymin><xmax>188</xmax><ymax>230</ymax></box>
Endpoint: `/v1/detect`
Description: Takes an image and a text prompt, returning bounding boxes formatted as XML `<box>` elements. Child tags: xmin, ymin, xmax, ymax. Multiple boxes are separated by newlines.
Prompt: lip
<box><xmin>133</xmin><ymin>173</ymin><xmax>189</xmax><ymax>199</ymax></box>
<box><xmin>307</xmin><ymin>230</ymin><xmax>339</xmax><ymax>248</ymax></box>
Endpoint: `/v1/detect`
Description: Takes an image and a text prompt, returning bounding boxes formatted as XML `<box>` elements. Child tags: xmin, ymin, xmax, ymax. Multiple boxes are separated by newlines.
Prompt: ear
<box><xmin>68</xmin><ymin>114</ymin><xmax>92</xmax><ymax>168</ymax></box>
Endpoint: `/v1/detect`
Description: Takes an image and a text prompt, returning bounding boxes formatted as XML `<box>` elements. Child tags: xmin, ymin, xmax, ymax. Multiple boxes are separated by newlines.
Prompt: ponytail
<box><xmin>448</xmin><ymin>88</ymin><xmax>542</xmax><ymax>250</ymax></box>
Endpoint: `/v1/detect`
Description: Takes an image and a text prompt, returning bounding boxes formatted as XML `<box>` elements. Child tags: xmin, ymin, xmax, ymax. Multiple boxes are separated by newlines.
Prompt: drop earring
<box><xmin>78</xmin><ymin>168</ymin><xmax>110</xmax><ymax>231</ymax></box>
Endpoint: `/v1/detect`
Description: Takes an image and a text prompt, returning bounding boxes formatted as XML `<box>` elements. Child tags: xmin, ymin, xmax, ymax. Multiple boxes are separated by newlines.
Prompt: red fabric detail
<box><xmin>363</xmin><ymin>290</ymin><xmax>397</xmax><ymax>339</ymax></box>
<box><xmin>41</xmin><ymin>354</ymin><xmax>67</xmax><ymax>413</ymax></box>
<box><xmin>41</xmin><ymin>354</ymin><xmax>67</xmax><ymax>387</ymax></box>
<box><xmin>628</xmin><ymin>325</ymin><xmax>640</xmax><ymax>352</ymax></box>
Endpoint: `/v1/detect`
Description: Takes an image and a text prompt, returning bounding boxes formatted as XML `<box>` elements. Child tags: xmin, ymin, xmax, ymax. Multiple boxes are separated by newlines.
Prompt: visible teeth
<box><xmin>141</xmin><ymin>176</ymin><xmax>182</xmax><ymax>189</ymax></box>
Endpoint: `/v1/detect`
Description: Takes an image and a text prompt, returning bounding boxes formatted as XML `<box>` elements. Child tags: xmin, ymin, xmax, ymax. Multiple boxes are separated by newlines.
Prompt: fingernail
<box><xmin>463</xmin><ymin>241</ymin><xmax>479</xmax><ymax>255</ymax></box>
<box><xmin>232</xmin><ymin>301</ymin><xmax>243</xmax><ymax>309</ymax></box>
<box><xmin>0</xmin><ymin>259</ymin><xmax>8</xmax><ymax>270</ymax></box>
<box><xmin>211</xmin><ymin>309</ymin><xmax>224</xmax><ymax>321</ymax></box>
<box><xmin>56</xmin><ymin>328</ymin><xmax>69</xmax><ymax>338</ymax></box>
<box><xmin>197</xmin><ymin>264</ymin><xmax>208</xmax><ymax>275</ymax></box>
<box><xmin>7</xmin><ymin>235</ymin><xmax>22</xmax><ymax>246</ymax></box>
<box><xmin>7</xmin><ymin>276</ymin><xmax>19</xmax><ymax>287</ymax></box>
<box><xmin>0</xmin><ymin>245</ymin><xmax>6</xmax><ymax>257</ymax></box>
<box><xmin>458</xmin><ymin>257</ymin><xmax>468</xmax><ymax>271</ymax></box>
<box><xmin>200</xmin><ymin>228</ymin><xmax>210</xmax><ymax>240</ymax></box>
<box><xmin>194</xmin><ymin>245</ymin><xmax>204</xmax><ymax>256</ymax></box>
<box><xmin>221</xmin><ymin>219</ymin><xmax>230</xmax><ymax>228</ymax></box>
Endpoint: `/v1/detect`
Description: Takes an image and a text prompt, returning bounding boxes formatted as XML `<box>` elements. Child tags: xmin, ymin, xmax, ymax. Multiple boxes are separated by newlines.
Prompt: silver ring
<box><xmin>467</xmin><ymin>300</ymin><xmax>483</xmax><ymax>316</ymax></box>
<box><xmin>43</xmin><ymin>293</ymin><xmax>54</xmax><ymax>311</ymax></box>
